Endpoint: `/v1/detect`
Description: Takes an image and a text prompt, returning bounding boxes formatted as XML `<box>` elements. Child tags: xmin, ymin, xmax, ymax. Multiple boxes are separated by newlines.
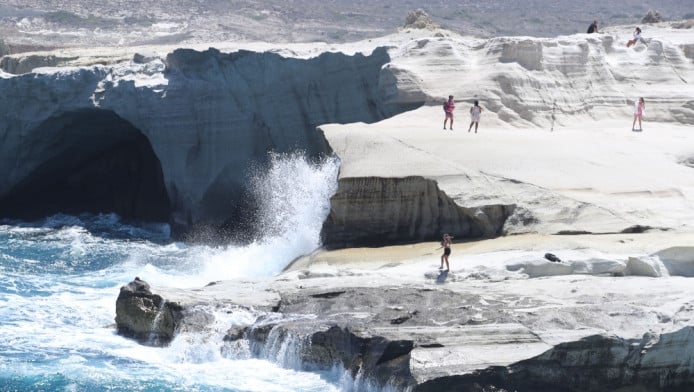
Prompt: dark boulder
<box><xmin>114</xmin><ymin>277</ymin><xmax>183</xmax><ymax>346</ymax></box>
<box><xmin>642</xmin><ymin>10</ymin><xmax>664</xmax><ymax>24</ymax></box>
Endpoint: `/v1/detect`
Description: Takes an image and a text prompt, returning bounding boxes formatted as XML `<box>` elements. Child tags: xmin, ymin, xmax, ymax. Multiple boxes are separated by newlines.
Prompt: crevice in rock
<box><xmin>620</xmin><ymin>224</ymin><xmax>654</xmax><ymax>233</ymax></box>
<box><xmin>680</xmin><ymin>156</ymin><xmax>694</xmax><ymax>168</ymax></box>
<box><xmin>310</xmin><ymin>291</ymin><xmax>347</xmax><ymax>299</ymax></box>
<box><xmin>419</xmin><ymin>343</ymin><xmax>445</xmax><ymax>348</ymax></box>
<box><xmin>0</xmin><ymin>108</ymin><xmax>171</xmax><ymax>222</ymax></box>
<box><xmin>556</xmin><ymin>230</ymin><xmax>594</xmax><ymax>235</ymax></box>
<box><xmin>555</xmin><ymin>225</ymin><xmax>670</xmax><ymax>235</ymax></box>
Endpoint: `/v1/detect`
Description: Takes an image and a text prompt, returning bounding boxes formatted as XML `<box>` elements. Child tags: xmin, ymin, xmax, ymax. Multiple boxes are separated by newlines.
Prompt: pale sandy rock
<box><xmin>625</xmin><ymin>256</ymin><xmax>669</xmax><ymax>277</ymax></box>
<box><xmin>317</xmin><ymin>23</ymin><xmax>694</xmax><ymax>244</ymax></box>
<box><xmin>2</xmin><ymin>24</ymin><xmax>693</xmax><ymax>242</ymax></box>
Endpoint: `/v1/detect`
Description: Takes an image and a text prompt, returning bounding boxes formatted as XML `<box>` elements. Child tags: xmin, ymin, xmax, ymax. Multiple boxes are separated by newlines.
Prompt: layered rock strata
<box><xmin>3</xmin><ymin>25</ymin><xmax>693</xmax><ymax>243</ymax></box>
<box><xmin>0</xmin><ymin>47</ymin><xmax>416</xmax><ymax>238</ymax></box>
<box><xmin>320</xmin><ymin>176</ymin><xmax>514</xmax><ymax>248</ymax></box>
<box><xmin>115</xmin><ymin>273</ymin><xmax>694</xmax><ymax>391</ymax></box>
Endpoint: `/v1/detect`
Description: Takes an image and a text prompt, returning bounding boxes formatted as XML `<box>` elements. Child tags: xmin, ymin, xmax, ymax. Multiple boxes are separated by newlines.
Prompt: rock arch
<box><xmin>0</xmin><ymin>108</ymin><xmax>171</xmax><ymax>221</ymax></box>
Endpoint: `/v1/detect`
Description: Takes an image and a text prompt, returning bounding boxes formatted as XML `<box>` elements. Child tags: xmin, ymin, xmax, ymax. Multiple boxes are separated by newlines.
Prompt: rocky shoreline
<box><xmin>1</xmin><ymin>21</ymin><xmax>693</xmax><ymax>391</ymax></box>
<box><xmin>115</xmin><ymin>234</ymin><xmax>694</xmax><ymax>391</ymax></box>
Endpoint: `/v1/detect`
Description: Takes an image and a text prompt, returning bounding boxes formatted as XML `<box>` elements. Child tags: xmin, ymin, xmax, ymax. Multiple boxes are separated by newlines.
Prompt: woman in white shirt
<box><xmin>627</xmin><ymin>27</ymin><xmax>642</xmax><ymax>48</ymax></box>
<box><xmin>468</xmin><ymin>100</ymin><xmax>483</xmax><ymax>133</ymax></box>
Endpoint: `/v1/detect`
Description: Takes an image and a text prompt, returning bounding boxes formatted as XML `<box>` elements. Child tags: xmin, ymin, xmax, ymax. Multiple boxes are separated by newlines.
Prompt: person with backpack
<box><xmin>443</xmin><ymin>95</ymin><xmax>455</xmax><ymax>130</ymax></box>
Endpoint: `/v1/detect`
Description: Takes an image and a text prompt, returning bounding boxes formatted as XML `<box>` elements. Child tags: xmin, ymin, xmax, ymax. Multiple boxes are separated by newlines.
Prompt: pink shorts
<box><xmin>445</xmin><ymin>112</ymin><xmax>453</xmax><ymax>119</ymax></box>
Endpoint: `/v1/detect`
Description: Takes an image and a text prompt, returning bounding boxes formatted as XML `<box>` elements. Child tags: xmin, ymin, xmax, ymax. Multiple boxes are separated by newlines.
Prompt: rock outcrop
<box><xmin>0</xmin><ymin>46</ymin><xmax>418</xmax><ymax>239</ymax></box>
<box><xmin>642</xmin><ymin>9</ymin><xmax>664</xmax><ymax>24</ymax></box>
<box><xmin>0</xmin><ymin>54</ymin><xmax>78</xmax><ymax>74</ymax></box>
<box><xmin>435</xmin><ymin>329</ymin><xmax>694</xmax><ymax>392</ymax></box>
<box><xmin>116</xmin><ymin>275</ymin><xmax>694</xmax><ymax>391</ymax></box>
<box><xmin>320</xmin><ymin>176</ymin><xmax>514</xmax><ymax>248</ymax></box>
<box><xmin>114</xmin><ymin>278</ymin><xmax>183</xmax><ymax>345</ymax></box>
<box><xmin>403</xmin><ymin>10</ymin><xmax>439</xmax><ymax>30</ymax></box>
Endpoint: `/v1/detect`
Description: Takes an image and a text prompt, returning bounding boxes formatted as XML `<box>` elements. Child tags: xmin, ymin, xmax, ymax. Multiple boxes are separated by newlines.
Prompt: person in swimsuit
<box><xmin>468</xmin><ymin>100</ymin><xmax>483</xmax><ymax>133</ymax></box>
<box><xmin>440</xmin><ymin>233</ymin><xmax>453</xmax><ymax>271</ymax></box>
<box><xmin>632</xmin><ymin>97</ymin><xmax>645</xmax><ymax>131</ymax></box>
<box><xmin>443</xmin><ymin>95</ymin><xmax>455</xmax><ymax>130</ymax></box>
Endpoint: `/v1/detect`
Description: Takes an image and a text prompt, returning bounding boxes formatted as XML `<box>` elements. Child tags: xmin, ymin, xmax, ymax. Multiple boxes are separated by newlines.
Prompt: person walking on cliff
<box><xmin>632</xmin><ymin>97</ymin><xmax>645</xmax><ymax>131</ymax></box>
<box><xmin>468</xmin><ymin>100</ymin><xmax>483</xmax><ymax>133</ymax></box>
<box><xmin>627</xmin><ymin>27</ymin><xmax>642</xmax><ymax>48</ymax></box>
<box><xmin>443</xmin><ymin>96</ymin><xmax>455</xmax><ymax>130</ymax></box>
<box><xmin>439</xmin><ymin>234</ymin><xmax>453</xmax><ymax>271</ymax></box>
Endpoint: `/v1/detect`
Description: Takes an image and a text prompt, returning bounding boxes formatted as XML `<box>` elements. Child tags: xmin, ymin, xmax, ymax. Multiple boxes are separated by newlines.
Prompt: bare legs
<box><xmin>632</xmin><ymin>114</ymin><xmax>642</xmax><ymax>131</ymax></box>
<box><xmin>440</xmin><ymin>253</ymin><xmax>449</xmax><ymax>270</ymax></box>
<box><xmin>444</xmin><ymin>117</ymin><xmax>453</xmax><ymax>130</ymax></box>
<box><xmin>467</xmin><ymin>121</ymin><xmax>479</xmax><ymax>133</ymax></box>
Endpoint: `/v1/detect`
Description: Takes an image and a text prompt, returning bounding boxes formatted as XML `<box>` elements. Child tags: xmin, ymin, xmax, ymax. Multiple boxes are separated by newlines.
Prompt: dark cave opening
<box><xmin>0</xmin><ymin>109</ymin><xmax>171</xmax><ymax>222</ymax></box>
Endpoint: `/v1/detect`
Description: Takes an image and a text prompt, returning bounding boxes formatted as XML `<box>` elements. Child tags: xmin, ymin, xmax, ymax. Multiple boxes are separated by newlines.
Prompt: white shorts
<box><xmin>471</xmin><ymin>114</ymin><xmax>480</xmax><ymax>122</ymax></box>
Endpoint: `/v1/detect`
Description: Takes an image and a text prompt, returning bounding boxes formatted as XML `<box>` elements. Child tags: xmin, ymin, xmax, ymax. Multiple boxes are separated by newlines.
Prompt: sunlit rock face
<box><xmin>0</xmin><ymin>47</ymin><xmax>418</xmax><ymax>238</ymax></box>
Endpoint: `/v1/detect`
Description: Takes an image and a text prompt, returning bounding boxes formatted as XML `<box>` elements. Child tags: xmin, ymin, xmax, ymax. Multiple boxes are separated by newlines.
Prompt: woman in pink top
<box><xmin>632</xmin><ymin>97</ymin><xmax>645</xmax><ymax>131</ymax></box>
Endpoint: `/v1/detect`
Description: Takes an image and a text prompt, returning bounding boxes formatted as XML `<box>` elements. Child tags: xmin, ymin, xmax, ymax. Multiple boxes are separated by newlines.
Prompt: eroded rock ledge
<box><xmin>0</xmin><ymin>46</ymin><xmax>419</xmax><ymax>239</ymax></box>
<box><xmin>320</xmin><ymin>176</ymin><xmax>515</xmax><ymax>249</ymax></box>
<box><xmin>115</xmin><ymin>276</ymin><xmax>694</xmax><ymax>391</ymax></box>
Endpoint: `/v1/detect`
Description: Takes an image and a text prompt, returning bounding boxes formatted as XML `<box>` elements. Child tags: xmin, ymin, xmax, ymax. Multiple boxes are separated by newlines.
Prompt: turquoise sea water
<box><xmin>0</xmin><ymin>155</ymin><xmax>345</xmax><ymax>392</ymax></box>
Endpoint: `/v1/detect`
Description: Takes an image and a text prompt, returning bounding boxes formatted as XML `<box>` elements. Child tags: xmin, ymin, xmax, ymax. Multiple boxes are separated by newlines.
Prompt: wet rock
<box><xmin>115</xmin><ymin>275</ymin><xmax>694</xmax><ymax>390</ymax></box>
<box><xmin>114</xmin><ymin>277</ymin><xmax>183</xmax><ymax>346</ymax></box>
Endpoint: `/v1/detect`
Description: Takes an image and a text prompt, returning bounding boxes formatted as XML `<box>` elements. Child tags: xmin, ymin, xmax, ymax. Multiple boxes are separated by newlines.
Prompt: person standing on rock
<box><xmin>468</xmin><ymin>100</ymin><xmax>483</xmax><ymax>133</ymax></box>
<box><xmin>587</xmin><ymin>19</ymin><xmax>599</xmax><ymax>34</ymax></box>
<box><xmin>443</xmin><ymin>95</ymin><xmax>455</xmax><ymax>130</ymax></box>
<box><xmin>632</xmin><ymin>97</ymin><xmax>645</xmax><ymax>131</ymax></box>
<box><xmin>627</xmin><ymin>27</ymin><xmax>642</xmax><ymax>47</ymax></box>
<box><xmin>440</xmin><ymin>234</ymin><xmax>453</xmax><ymax>271</ymax></box>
